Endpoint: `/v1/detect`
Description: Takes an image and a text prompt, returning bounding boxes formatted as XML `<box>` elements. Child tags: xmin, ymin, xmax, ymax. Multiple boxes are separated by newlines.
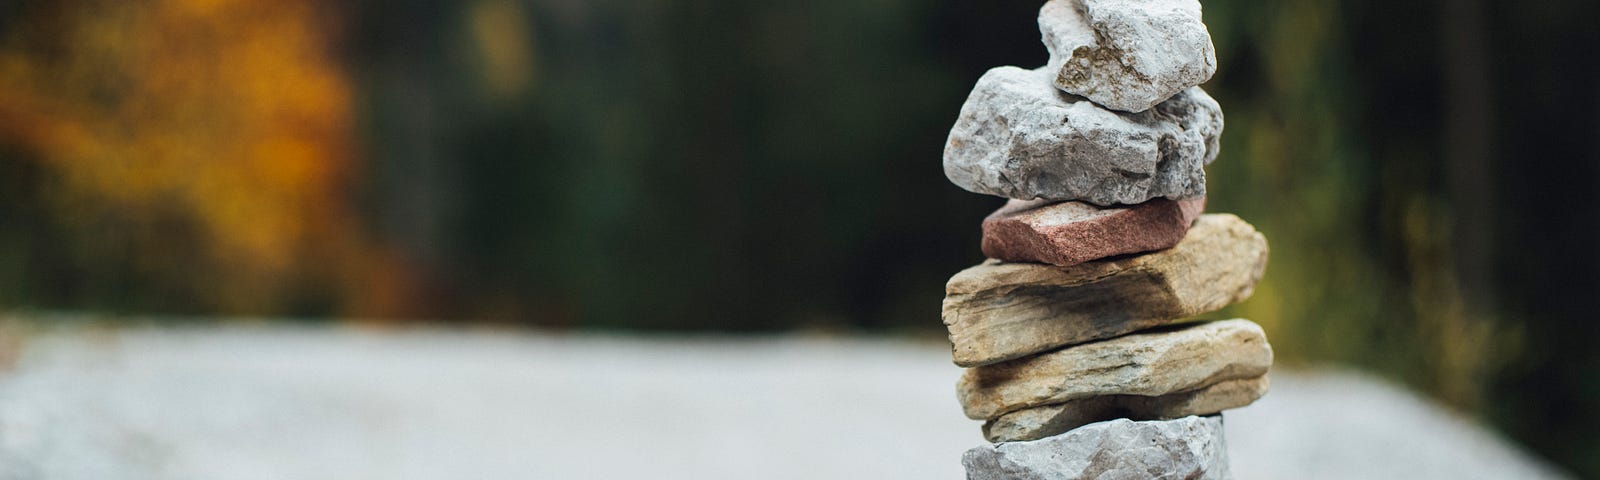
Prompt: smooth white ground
<box><xmin>0</xmin><ymin>326</ymin><xmax>1571</xmax><ymax>480</ymax></box>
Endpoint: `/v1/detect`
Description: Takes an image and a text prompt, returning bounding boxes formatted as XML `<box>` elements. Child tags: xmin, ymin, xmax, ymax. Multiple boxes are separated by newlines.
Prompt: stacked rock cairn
<box><xmin>940</xmin><ymin>1</ymin><xmax>1271</xmax><ymax>478</ymax></box>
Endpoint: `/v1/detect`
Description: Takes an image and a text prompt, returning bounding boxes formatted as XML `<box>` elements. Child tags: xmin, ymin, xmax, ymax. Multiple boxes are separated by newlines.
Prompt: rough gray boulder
<box><xmin>943</xmin><ymin>66</ymin><xmax>1222</xmax><ymax>205</ymax></box>
<box><xmin>1039</xmin><ymin>0</ymin><xmax>1216</xmax><ymax>113</ymax></box>
<box><xmin>963</xmin><ymin>416</ymin><xmax>1232</xmax><ymax>480</ymax></box>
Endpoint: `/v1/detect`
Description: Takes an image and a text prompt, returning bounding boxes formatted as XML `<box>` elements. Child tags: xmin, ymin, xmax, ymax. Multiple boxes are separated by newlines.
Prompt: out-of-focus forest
<box><xmin>0</xmin><ymin>0</ymin><xmax>1596</xmax><ymax>475</ymax></box>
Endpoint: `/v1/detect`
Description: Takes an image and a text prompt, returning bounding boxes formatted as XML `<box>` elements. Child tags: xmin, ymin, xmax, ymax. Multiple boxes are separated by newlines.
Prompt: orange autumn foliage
<box><xmin>0</xmin><ymin>0</ymin><xmax>424</xmax><ymax>317</ymax></box>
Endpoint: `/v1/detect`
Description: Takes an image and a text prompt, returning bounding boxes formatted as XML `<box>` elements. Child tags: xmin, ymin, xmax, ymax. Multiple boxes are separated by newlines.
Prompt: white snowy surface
<box><xmin>0</xmin><ymin>326</ymin><xmax>1572</xmax><ymax>480</ymax></box>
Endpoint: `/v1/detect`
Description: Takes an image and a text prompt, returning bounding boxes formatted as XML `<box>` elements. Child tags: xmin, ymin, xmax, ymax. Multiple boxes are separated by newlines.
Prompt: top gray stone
<box><xmin>943</xmin><ymin>65</ymin><xmax>1223</xmax><ymax>205</ymax></box>
<box><xmin>1040</xmin><ymin>0</ymin><xmax>1217</xmax><ymax>113</ymax></box>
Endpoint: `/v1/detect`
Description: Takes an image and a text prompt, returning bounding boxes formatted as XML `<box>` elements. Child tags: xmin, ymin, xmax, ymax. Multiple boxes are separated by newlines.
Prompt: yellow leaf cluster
<box><xmin>0</xmin><ymin>0</ymin><xmax>419</xmax><ymax>316</ymax></box>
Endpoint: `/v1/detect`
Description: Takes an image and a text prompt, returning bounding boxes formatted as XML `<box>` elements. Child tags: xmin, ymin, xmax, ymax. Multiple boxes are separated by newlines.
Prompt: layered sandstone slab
<box><xmin>944</xmin><ymin>214</ymin><xmax>1267</xmax><ymax>367</ymax></box>
<box><xmin>957</xmin><ymin>319</ymin><xmax>1271</xmax><ymax>420</ymax></box>
<box><xmin>984</xmin><ymin>375</ymin><xmax>1268</xmax><ymax>442</ymax></box>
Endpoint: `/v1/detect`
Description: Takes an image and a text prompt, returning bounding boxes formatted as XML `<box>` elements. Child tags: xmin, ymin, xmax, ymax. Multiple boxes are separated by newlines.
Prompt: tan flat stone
<box><xmin>983</xmin><ymin>375</ymin><xmax>1269</xmax><ymax>442</ymax></box>
<box><xmin>943</xmin><ymin>213</ymin><xmax>1267</xmax><ymax>367</ymax></box>
<box><xmin>957</xmin><ymin>319</ymin><xmax>1272</xmax><ymax>420</ymax></box>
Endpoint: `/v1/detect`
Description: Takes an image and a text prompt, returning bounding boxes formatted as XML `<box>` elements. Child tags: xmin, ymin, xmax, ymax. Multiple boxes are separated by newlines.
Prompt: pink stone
<box><xmin>980</xmin><ymin>197</ymin><xmax>1205</xmax><ymax>266</ymax></box>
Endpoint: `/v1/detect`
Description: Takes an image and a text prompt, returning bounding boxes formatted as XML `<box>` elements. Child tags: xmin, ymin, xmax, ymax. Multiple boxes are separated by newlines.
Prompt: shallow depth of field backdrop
<box><xmin>0</xmin><ymin>0</ymin><xmax>1597</xmax><ymax>476</ymax></box>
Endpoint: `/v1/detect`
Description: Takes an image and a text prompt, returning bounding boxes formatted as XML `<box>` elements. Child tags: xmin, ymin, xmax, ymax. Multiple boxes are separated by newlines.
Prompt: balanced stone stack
<box><xmin>940</xmin><ymin>1</ymin><xmax>1272</xmax><ymax>478</ymax></box>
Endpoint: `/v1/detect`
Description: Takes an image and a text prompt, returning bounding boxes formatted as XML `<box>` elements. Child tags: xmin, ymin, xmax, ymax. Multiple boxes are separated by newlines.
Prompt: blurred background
<box><xmin>0</xmin><ymin>0</ymin><xmax>1596</xmax><ymax>477</ymax></box>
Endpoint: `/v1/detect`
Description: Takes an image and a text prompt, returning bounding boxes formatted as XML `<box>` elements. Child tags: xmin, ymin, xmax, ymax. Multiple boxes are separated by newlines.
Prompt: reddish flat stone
<box><xmin>980</xmin><ymin>197</ymin><xmax>1205</xmax><ymax>266</ymax></box>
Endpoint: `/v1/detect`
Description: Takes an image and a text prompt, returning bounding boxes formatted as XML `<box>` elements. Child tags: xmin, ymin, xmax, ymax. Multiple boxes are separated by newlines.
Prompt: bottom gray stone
<box><xmin>962</xmin><ymin>416</ymin><xmax>1230</xmax><ymax>480</ymax></box>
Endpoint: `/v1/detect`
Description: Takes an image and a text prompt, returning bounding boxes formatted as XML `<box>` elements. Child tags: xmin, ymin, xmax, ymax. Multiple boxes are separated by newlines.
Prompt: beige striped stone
<box><xmin>983</xmin><ymin>375</ymin><xmax>1268</xmax><ymax>442</ymax></box>
<box><xmin>943</xmin><ymin>214</ymin><xmax>1268</xmax><ymax>367</ymax></box>
<box><xmin>957</xmin><ymin>319</ymin><xmax>1272</xmax><ymax>420</ymax></box>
